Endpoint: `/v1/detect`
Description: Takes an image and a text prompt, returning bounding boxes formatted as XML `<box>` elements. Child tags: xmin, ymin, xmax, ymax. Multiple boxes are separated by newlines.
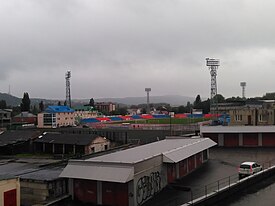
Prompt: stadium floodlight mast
<box><xmin>145</xmin><ymin>88</ymin><xmax>151</xmax><ymax>114</ymax></box>
<box><xmin>240</xmin><ymin>82</ymin><xmax>246</xmax><ymax>99</ymax></box>
<box><xmin>206</xmin><ymin>58</ymin><xmax>220</xmax><ymax>115</ymax></box>
<box><xmin>65</xmin><ymin>70</ymin><xmax>72</xmax><ymax>108</ymax></box>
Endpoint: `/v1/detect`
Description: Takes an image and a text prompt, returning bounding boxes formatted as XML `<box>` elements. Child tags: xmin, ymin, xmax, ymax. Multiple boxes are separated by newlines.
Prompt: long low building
<box><xmin>60</xmin><ymin>137</ymin><xmax>216</xmax><ymax>206</ymax></box>
<box><xmin>200</xmin><ymin>125</ymin><xmax>275</xmax><ymax>147</ymax></box>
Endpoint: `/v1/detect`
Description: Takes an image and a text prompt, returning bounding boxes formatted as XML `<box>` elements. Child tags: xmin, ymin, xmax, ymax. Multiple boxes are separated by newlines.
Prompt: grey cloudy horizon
<box><xmin>1</xmin><ymin>0</ymin><xmax>275</xmax><ymax>100</ymax></box>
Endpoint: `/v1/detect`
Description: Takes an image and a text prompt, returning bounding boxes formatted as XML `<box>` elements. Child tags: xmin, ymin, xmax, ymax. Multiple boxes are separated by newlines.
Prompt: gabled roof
<box><xmin>163</xmin><ymin>138</ymin><xmax>216</xmax><ymax>163</ymax></box>
<box><xmin>45</xmin><ymin>106</ymin><xmax>74</xmax><ymax>113</ymax></box>
<box><xmin>0</xmin><ymin>130</ymin><xmax>41</xmax><ymax>147</ymax></box>
<box><xmin>34</xmin><ymin>132</ymin><xmax>103</xmax><ymax>145</ymax></box>
<box><xmin>86</xmin><ymin>137</ymin><xmax>216</xmax><ymax>164</ymax></box>
<box><xmin>60</xmin><ymin>162</ymin><xmax>134</xmax><ymax>183</ymax></box>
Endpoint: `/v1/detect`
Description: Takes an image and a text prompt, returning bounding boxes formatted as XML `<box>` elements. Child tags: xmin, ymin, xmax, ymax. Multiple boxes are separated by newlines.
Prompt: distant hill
<box><xmin>0</xmin><ymin>92</ymin><xmax>59</xmax><ymax>107</ymax></box>
<box><xmin>0</xmin><ymin>93</ymin><xmax>21</xmax><ymax>106</ymax></box>
<box><xmin>93</xmin><ymin>95</ymin><xmax>195</xmax><ymax>106</ymax></box>
<box><xmin>0</xmin><ymin>92</ymin><xmax>196</xmax><ymax>107</ymax></box>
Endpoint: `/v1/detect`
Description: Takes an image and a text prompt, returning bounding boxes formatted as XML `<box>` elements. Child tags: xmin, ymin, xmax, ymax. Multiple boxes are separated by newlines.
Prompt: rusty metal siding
<box><xmin>74</xmin><ymin>179</ymin><xmax>97</xmax><ymax>204</ymax></box>
<box><xmin>102</xmin><ymin>182</ymin><xmax>128</xmax><ymax>206</ymax></box>
<box><xmin>262</xmin><ymin>133</ymin><xmax>275</xmax><ymax>146</ymax></box>
<box><xmin>243</xmin><ymin>133</ymin><xmax>258</xmax><ymax>146</ymax></box>
<box><xmin>224</xmin><ymin>133</ymin><xmax>239</xmax><ymax>147</ymax></box>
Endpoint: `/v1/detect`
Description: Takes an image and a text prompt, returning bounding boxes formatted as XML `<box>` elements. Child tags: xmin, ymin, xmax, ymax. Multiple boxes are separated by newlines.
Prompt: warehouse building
<box><xmin>33</xmin><ymin>132</ymin><xmax>110</xmax><ymax>156</ymax></box>
<box><xmin>201</xmin><ymin>125</ymin><xmax>275</xmax><ymax>147</ymax></box>
<box><xmin>60</xmin><ymin>137</ymin><xmax>216</xmax><ymax>206</ymax></box>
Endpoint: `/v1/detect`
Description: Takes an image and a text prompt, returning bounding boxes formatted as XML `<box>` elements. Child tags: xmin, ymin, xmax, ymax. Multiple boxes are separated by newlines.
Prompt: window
<box><xmin>235</xmin><ymin>115</ymin><xmax>242</xmax><ymax>121</ymax></box>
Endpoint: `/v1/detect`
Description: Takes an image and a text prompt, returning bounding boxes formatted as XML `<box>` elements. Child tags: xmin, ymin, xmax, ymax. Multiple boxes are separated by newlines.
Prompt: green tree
<box><xmin>178</xmin><ymin>105</ymin><xmax>185</xmax><ymax>113</ymax></box>
<box><xmin>89</xmin><ymin>98</ymin><xmax>95</xmax><ymax>107</ymax></box>
<box><xmin>20</xmin><ymin>92</ymin><xmax>31</xmax><ymax>112</ymax></box>
<box><xmin>213</xmin><ymin>94</ymin><xmax>225</xmax><ymax>103</ymax></box>
<box><xmin>39</xmin><ymin>101</ymin><xmax>44</xmax><ymax>112</ymax></box>
<box><xmin>31</xmin><ymin>105</ymin><xmax>39</xmax><ymax>115</ymax></box>
<box><xmin>186</xmin><ymin>101</ymin><xmax>192</xmax><ymax>113</ymax></box>
<box><xmin>194</xmin><ymin>95</ymin><xmax>202</xmax><ymax>109</ymax></box>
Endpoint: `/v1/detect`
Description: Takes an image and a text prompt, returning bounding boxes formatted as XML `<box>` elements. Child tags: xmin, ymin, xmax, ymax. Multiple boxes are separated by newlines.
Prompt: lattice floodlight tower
<box><xmin>206</xmin><ymin>58</ymin><xmax>220</xmax><ymax>114</ymax></box>
<box><xmin>145</xmin><ymin>88</ymin><xmax>151</xmax><ymax>114</ymax></box>
<box><xmin>240</xmin><ymin>82</ymin><xmax>246</xmax><ymax>99</ymax></box>
<box><xmin>65</xmin><ymin>70</ymin><xmax>72</xmax><ymax>108</ymax></box>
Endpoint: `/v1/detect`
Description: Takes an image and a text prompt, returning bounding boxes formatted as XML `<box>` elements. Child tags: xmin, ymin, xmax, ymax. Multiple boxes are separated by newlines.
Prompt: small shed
<box><xmin>0</xmin><ymin>175</ymin><xmax>20</xmax><ymax>206</ymax></box>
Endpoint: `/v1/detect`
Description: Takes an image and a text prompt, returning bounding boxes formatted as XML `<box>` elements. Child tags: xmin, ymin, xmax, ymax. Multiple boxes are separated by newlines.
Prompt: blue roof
<box><xmin>131</xmin><ymin>115</ymin><xmax>142</xmax><ymax>119</ymax></box>
<box><xmin>45</xmin><ymin>106</ymin><xmax>74</xmax><ymax>113</ymax></box>
<box><xmin>152</xmin><ymin>114</ymin><xmax>170</xmax><ymax>118</ymax></box>
<box><xmin>109</xmin><ymin>117</ymin><xmax>123</xmax><ymax>121</ymax></box>
<box><xmin>81</xmin><ymin>118</ymin><xmax>100</xmax><ymax>123</ymax></box>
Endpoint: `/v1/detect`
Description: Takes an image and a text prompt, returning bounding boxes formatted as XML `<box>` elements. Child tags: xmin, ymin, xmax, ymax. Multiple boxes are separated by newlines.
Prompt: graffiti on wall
<box><xmin>136</xmin><ymin>171</ymin><xmax>162</xmax><ymax>205</ymax></box>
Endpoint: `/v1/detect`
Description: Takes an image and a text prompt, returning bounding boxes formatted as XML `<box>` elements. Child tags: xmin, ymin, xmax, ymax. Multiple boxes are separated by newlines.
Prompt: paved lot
<box><xmin>144</xmin><ymin>147</ymin><xmax>275</xmax><ymax>206</ymax></box>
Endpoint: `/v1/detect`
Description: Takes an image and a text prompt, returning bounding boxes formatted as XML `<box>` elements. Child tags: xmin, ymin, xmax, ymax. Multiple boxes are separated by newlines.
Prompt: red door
<box><xmin>196</xmin><ymin>153</ymin><xmax>202</xmax><ymax>167</ymax></box>
<box><xmin>224</xmin><ymin>133</ymin><xmax>239</xmax><ymax>147</ymax></box>
<box><xmin>167</xmin><ymin>164</ymin><xmax>177</xmax><ymax>183</ymax></box>
<box><xmin>243</xmin><ymin>133</ymin><xmax>258</xmax><ymax>146</ymax></box>
<box><xmin>4</xmin><ymin>189</ymin><xmax>17</xmax><ymax>206</ymax></box>
<box><xmin>102</xmin><ymin>182</ymin><xmax>128</xmax><ymax>206</ymax></box>
<box><xmin>188</xmin><ymin>156</ymin><xmax>195</xmax><ymax>172</ymax></box>
<box><xmin>262</xmin><ymin>133</ymin><xmax>275</xmax><ymax>147</ymax></box>
<box><xmin>74</xmin><ymin>179</ymin><xmax>97</xmax><ymax>204</ymax></box>
<box><xmin>179</xmin><ymin>160</ymin><xmax>188</xmax><ymax>178</ymax></box>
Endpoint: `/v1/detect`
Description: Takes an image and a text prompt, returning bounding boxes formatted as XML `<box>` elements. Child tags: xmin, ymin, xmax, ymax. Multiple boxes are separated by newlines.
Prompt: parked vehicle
<box><xmin>238</xmin><ymin>161</ymin><xmax>262</xmax><ymax>178</ymax></box>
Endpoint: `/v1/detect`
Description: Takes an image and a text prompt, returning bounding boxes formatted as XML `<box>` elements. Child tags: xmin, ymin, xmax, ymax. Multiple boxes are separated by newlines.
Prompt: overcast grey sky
<box><xmin>1</xmin><ymin>0</ymin><xmax>275</xmax><ymax>100</ymax></box>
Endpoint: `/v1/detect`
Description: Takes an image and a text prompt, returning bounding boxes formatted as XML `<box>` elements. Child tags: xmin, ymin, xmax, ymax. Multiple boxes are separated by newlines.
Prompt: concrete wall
<box><xmin>20</xmin><ymin>179</ymin><xmax>67</xmax><ymax>206</ymax></box>
<box><xmin>183</xmin><ymin>166</ymin><xmax>275</xmax><ymax>206</ymax></box>
<box><xmin>133</xmin><ymin>156</ymin><xmax>165</xmax><ymax>206</ymax></box>
<box><xmin>85</xmin><ymin>136</ymin><xmax>111</xmax><ymax>154</ymax></box>
<box><xmin>0</xmin><ymin>177</ymin><xmax>20</xmax><ymax>206</ymax></box>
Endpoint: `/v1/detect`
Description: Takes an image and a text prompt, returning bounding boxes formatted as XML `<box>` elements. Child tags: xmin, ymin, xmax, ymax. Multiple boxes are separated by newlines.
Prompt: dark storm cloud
<box><xmin>1</xmin><ymin>0</ymin><xmax>275</xmax><ymax>99</ymax></box>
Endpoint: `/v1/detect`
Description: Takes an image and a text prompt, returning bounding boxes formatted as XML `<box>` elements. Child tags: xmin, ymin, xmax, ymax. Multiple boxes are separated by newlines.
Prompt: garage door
<box><xmin>179</xmin><ymin>159</ymin><xmax>188</xmax><ymax>178</ymax></box>
<box><xmin>224</xmin><ymin>133</ymin><xmax>239</xmax><ymax>147</ymax></box>
<box><xmin>243</xmin><ymin>133</ymin><xmax>258</xmax><ymax>146</ymax></box>
<box><xmin>74</xmin><ymin>179</ymin><xmax>97</xmax><ymax>204</ymax></box>
<box><xmin>262</xmin><ymin>133</ymin><xmax>275</xmax><ymax>147</ymax></box>
<box><xmin>188</xmin><ymin>155</ymin><xmax>195</xmax><ymax>172</ymax></box>
<box><xmin>102</xmin><ymin>182</ymin><xmax>128</xmax><ymax>206</ymax></box>
<box><xmin>196</xmin><ymin>152</ymin><xmax>202</xmax><ymax>167</ymax></box>
<box><xmin>167</xmin><ymin>164</ymin><xmax>177</xmax><ymax>183</ymax></box>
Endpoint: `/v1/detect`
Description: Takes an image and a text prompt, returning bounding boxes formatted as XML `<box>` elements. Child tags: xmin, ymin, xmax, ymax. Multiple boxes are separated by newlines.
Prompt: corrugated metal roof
<box><xmin>0</xmin><ymin>130</ymin><xmax>41</xmax><ymax>147</ymax></box>
<box><xmin>86</xmin><ymin>137</ymin><xmax>216</xmax><ymax>164</ymax></box>
<box><xmin>34</xmin><ymin>132</ymin><xmax>100</xmax><ymax>145</ymax></box>
<box><xmin>200</xmin><ymin>125</ymin><xmax>275</xmax><ymax>133</ymax></box>
<box><xmin>60</xmin><ymin>162</ymin><xmax>134</xmax><ymax>183</ymax></box>
<box><xmin>163</xmin><ymin>138</ymin><xmax>216</xmax><ymax>163</ymax></box>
